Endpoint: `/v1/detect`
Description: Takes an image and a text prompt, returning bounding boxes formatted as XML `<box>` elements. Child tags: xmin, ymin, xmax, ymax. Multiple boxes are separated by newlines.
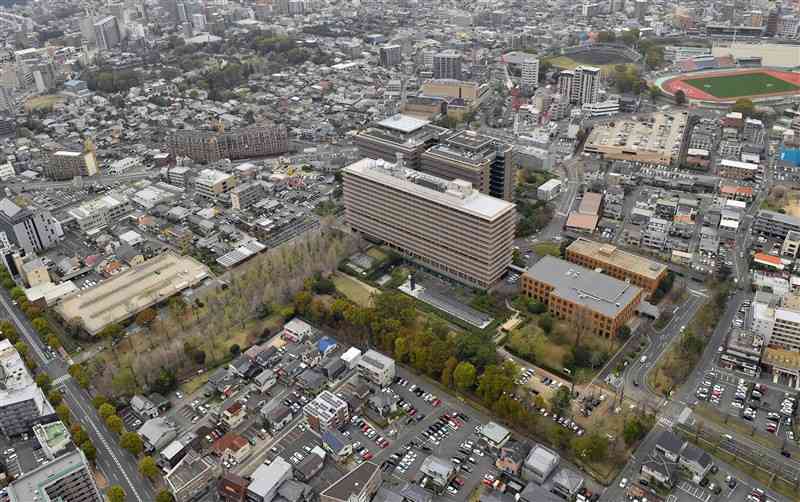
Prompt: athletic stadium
<box><xmin>657</xmin><ymin>68</ymin><xmax>800</xmax><ymax>104</ymax></box>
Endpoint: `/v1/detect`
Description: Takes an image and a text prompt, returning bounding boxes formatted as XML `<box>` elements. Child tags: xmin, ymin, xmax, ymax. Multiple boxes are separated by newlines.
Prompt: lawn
<box><xmin>683</xmin><ymin>72</ymin><xmax>799</xmax><ymax>98</ymax></box>
<box><xmin>333</xmin><ymin>273</ymin><xmax>378</xmax><ymax>306</ymax></box>
<box><xmin>544</xmin><ymin>56</ymin><xmax>636</xmax><ymax>77</ymax></box>
<box><xmin>24</xmin><ymin>95</ymin><xmax>64</xmax><ymax>111</ymax></box>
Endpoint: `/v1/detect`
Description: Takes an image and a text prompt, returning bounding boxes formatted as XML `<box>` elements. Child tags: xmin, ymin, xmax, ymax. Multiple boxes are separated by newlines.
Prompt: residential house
<box><xmin>263</xmin><ymin>403</ymin><xmax>293</xmax><ymax>433</ymax></box>
<box><xmin>368</xmin><ymin>392</ymin><xmax>397</xmax><ymax>418</ymax></box>
<box><xmin>222</xmin><ymin>402</ymin><xmax>246</xmax><ymax>429</ymax></box>
<box><xmin>551</xmin><ymin>468</ymin><xmax>584</xmax><ymax>499</ymax></box>
<box><xmin>296</xmin><ymin>369</ymin><xmax>326</xmax><ymax>394</ymax></box>
<box><xmin>218</xmin><ymin>472</ymin><xmax>248</xmax><ymax>502</ymax></box>
<box><xmin>678</xmin><ymin>443</ymin><xmax>713</xmax><ymax>483</ymax></box>
<box><xmin>253</xmin><ymin>369</ymin><xmax>276</xmax><ymax>393</ymax></box>
<box><xmin>522</xmin><ymin>444</ymin><xmax>559</xmax><ymax>484</ymax></box>
<box><xmin>139</xmin><ymin>417</ymin><xmax>177</xmax><ymax>452</ymax></box>
<box><xmin>641</xmin><ymin>456</ymin><xmax>678</xmax><ymax>487</ymax></box>
<box><xmin>654</xmin><ymin>431</ymin><xmax>683</xmax><ymax>462</ymax></box>
<box><xmin>294</xmin><ymin>451</ymin><xmax>325</xmax><ymax>482</ymax></box>
<box><xmin>283</xmin><ymin>318</ymin><xmax>314</xmax><ymax>342</ymax></box>
<box><xmin>229</xmin><ymin>355</ymin><xmax>253</xmax><ymax>379</ymax></box>
<box><xmin>419</xmin><ymin>456</ymin><xmax>455</xmax><ymax>489</ymax></box>
<box><xmin>495</xmin><ymin>440</ymin><xmax>530</xmax><ymax>476</ymax></box>
<box><xmin>131</xmin><ymin>395</ymin><xmax>159</xmax><ymax>419</ymax></box>
<box><xmin>212</xmin><ymin>433</ymin><xmax>251</xmax><ymax>463</ymax></box>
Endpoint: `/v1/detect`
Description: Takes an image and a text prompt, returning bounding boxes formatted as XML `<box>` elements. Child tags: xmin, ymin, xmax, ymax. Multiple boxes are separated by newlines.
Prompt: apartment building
<box><xmin>521</xmin><ymin>256</ymin><xmax>643</xmax><ymax>338</ymax></box>
<box><xmin>420</xmin><ymin>130</ymin><xmax>516</xmax><ymax>201</ymax></box>
<box><xmin>6</xmin><ymin>449</ymin><xmax>101</xmax><ymax>502</ymax></box>
<box><xmin>0</xmin><ymin>339</ymin><xmax>52</xmax><ymax>437</ymax></box>
<box><xmin>379</xmin><ymin>44</ymin><xmax>402</xmax><ymax>67</ymax></box>
<box><xmin>753</xmin><ymin>210</ymin><xmax>800</xmax><ymax>240</ymax></box>
<box><xmin>0</xmin><ymin>198</ymin><xmax>62</xmax><ymax>255</ymax></box>
<box><xmin>357</xmin><ymin>350</ymin><xmax>396</xmax><ymax>388</ymax></box>
<box><xmin>303</xmin><ymin>391</ymin><xmax>349</xmax><ymax>435</ymax></box>
<box><xmin>45</xmin><ymin>147</ymin><xmax>98</xmax><ymax>180</ymax></box>
<box><xmin>433</xmin><ymin>50</ymin><xmax>462</xmax><ymax>80</ymax></box>
<box><xmin>230</xmin><ymin>182</ymin><xmax>268</xmax><ymax>211</ymax></box>
<box><xmin>67</xmin><ymin>192</ymin><xmax>132</xmax><ymax>234</ymax></box>
<box><xmin>166</xmin><ymin>124</ymin><xmax>288</xmax><ymax>163</ymax></box>
<box><xmin>342</xmin><ymin>158</ymin><xmax>516</xmax><ymax>289</ymax></box>
<box><xmin>354</xmin><ymin>114</ymin><xmax>449</xmax><ymax>169</ymax></box>
<box><xmin>565</xmin><ymin>238</ymin><xmax>668</xmax><ymax>296</ymax></box>
<box><xmin>558</xmin><ymin>66</ymin><xmax>600</xmax><ymax>105</ymax></box>
<box><xmin>93</xmin><ymin>15</ymin><xmax>121</xmax><ymax>51</ymax></box>
<box><xmin>719</xmin><ymin>159</ymin><xmax>759</xmax><ymax>180</ymax></box>
<box><xmin>194</xmin><ymin>169</ymin><xmax>237</xmax><ymax>199</ymax></box>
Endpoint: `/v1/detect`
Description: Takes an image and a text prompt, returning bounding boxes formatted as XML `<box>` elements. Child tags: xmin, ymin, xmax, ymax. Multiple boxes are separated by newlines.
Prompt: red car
<box><xmin>362</xmin><ymin>451</ymin><xmax>373</xmax><ymax>460</ymax></box>
<box><xmin>379</xmin><ymin>441</ymin><xmax>389</xmax><ymax>449</ymax></box>
<box><xmin>408</xmin><ymin>408</ymin><xmax>417</xmax><ymax>416</ymax></box>
<box><xmin>453</xmin><ymin>478</ymin><xmax>465</xmax><ymax>486</ymax></box>
<box><xmin>432</xmin><ymin>399</ymin><xmax>442</xmax><ymax>407</ymax></box>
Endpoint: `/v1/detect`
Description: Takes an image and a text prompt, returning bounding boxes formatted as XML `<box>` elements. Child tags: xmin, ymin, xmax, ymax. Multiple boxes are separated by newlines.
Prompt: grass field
<box><xmin>24</xmin><ymin>95</ymin><xmax>63</xmax><ymax>111</ymax></box>
<box><xmin>333</xmin><ymin>273</ymin><xmax>378</xmax><ymax>306</ymax></box>
<box><xmin>544</xmin><ymin>56</ymin><xmax>635</xmax><ymax>77</ymax></box>
<box><xmin>683</xmin><ymin>72</ymin><xmax>799</xmax><ymax>98</ymax></box>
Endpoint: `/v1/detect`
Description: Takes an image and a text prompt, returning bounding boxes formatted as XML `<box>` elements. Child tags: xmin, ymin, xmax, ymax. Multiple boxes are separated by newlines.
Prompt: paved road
<box><xmin>7</xmin><ymin>171</ymin><xmax>157</xmax><ymax>191</ymax></box>
<box><xmin>0</xmin><ymin>291</ymin><xmax>152</xmax><ymax>501</ymax></box>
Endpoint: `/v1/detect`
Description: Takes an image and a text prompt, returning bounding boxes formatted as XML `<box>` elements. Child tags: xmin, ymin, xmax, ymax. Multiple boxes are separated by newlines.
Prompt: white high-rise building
<box><xmin>575</xmin><ymin>66</ymin><xmax>600</xmax><ymax>105</ymax></box>
<box><xmin>520</xmin><ymin>57</ymin><xmax>540</xmax><ymax>92</ymax></box>
<box><xmin>192</xmin><ymin>12</ymin><xmax>206</xmax><ymax>30</ymax></box>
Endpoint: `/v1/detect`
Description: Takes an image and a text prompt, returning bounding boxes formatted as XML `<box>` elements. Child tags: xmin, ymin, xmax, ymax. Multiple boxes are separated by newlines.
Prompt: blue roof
<box><xmin>781</xmin><ymin>149</ymin><xmax>800</xmax><ymax>167</ymax></box>
<box><xmin>322</xmin><ymin>430</ymin><xmax>344</xmax><ymax>451</ymax></box>
<box><xmin>318</xmin><ymin>337</ymin><xmax>337</xmax><ymax>353</ymax></box>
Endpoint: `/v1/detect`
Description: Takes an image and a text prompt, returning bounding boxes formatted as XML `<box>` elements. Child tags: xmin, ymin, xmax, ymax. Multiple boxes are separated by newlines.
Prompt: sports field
<box><xmin>683</xmin><ymin>72</ymin><xmax>799</xmax><ymax>99</ymax></box>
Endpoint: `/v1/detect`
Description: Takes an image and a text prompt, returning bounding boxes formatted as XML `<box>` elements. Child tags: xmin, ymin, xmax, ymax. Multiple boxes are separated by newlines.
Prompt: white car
<box><xmin>619</xmin><ymin>478</ymin><xmax>628</xmax><ymax>489</ymax></box>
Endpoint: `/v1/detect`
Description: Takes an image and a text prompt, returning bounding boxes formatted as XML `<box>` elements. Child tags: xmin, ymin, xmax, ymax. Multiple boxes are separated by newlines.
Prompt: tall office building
<box><xmin>176</xmin><ymin>1</ymin><xmax>188</xmax><ymax>22</ymax></box>
<box><xmin>0</xmin><ymin>339</ymin><xmax>53</xmax><ymax>437</ymax></box>
<box><xmin>634</xmin><ymin>0</ymin><xmax>648</xmax><ymax>20</ymax></box>
<box><xmin>93</xmin><ymin>16</ymin><xmax>121</xmax><ymax>51</ymax></box>
<box><xmin>354</xmin><ymin>114</ymin><xmax>449</xmax><ymax>170</ymax></box>
<box><xmin>420</xmin><ymin>130</ymin><xmax>516</xmax><ymax>201</ymax></box>
<box><xmin>433</xmin><ymin>50</ymin><xmax>462</xmax><ymax>80</ymax></box>
<box><xmin>379</xmin><ymin>44</ymin><xmax>402</xmax><ymax>68</ymax></box>
<box><xmin>6</xmin><ymin>449</ymin><xmax>101</xmax><ymax>502</ymax></box>
<box><xmin>342</xmin><ymin>158</ymin><xmax>516</xmax><ymax>289</ymax></box>
<box><xmin>557</xmin><ymin>70</ymin><xmax>574</xmax><ymax>100</ymax></box>
<box><xmin>559</xmin><ymin>66</ymin><xmax>599</xmax><ymax>105</ymax></box>
<box><xmin>520</xmin><ymin>57</ymin><xmax>540</xmax><ymax>93</ymax></box>
<box><xmin>0</xmin><ymin>198</ymin><xmax>63</xmax><ymax>255</ymax></box>
<box><xmin>192</xmin><ymin>13</ymin><xmax>206</xmax><ymax>30</ymax></box>
<box><xmin>574</xmin><ymin>66</ymin><xmax>600</xmax><ymax>105</ymax></box>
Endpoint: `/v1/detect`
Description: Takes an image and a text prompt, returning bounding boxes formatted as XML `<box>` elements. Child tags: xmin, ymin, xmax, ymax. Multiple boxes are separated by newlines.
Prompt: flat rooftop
<box><xmin>567</xmin><ymin>238</ymin><xmax>667</xmax><ymax>281</ymax></box>
<box><xmin>321</xmin><ymin>462</ymin><xmax>380</xmax><ymax>502</ymax></box>
<box><xmin>377</xmin><ymin>114</ymin><xmax>430</xmax><ymax>134</ymax></box>
<box><xmin>344</xmin><ymin>158</ymin><xmax>515</xmax><ymax>220</ymax></box>
<box><xmin>7</xmin><ymin>450</ymin><xmax>96</xmax><ymax>502</ymax></box>
<box><xmin>525</xmin><ymin>256</ymin><xmax>642</xmax><ymax>318</ymax></box>
<box><xmin>583</xmin><ymin>112</ymin><xmax>688</xmax><ymax>164</ymax></box>
<box><xmin>56</xmin><ymin>252</ymin><xmax>210</xmax><ymax>335</ymax></box>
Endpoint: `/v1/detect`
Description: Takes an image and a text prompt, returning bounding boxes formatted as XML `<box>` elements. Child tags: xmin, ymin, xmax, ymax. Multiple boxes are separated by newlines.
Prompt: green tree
<box><xmin>596</xmin><ymin>31</ymin><xmax>616</xmax><ymax>43</ymax></box>
<box><xmin>56</xmin><ymin>403</ymin><xmax>71</xmax><ymax>424</ymax></box>
<box><xmin>572</xmin><ymin>433</ymin><xmax>609</xmax><ymax>462</ymax></box>
<box><xmin>69</xmin><ymin>364</ymin><xmax>91</xmax><ymax>388</ymax></box>
<box><xmin>675</xmin><ymin>89</ymin><xmax>686</xmax><ymax>106</ymax></box>
<box><xmin>35</xmin><ymin>373</ymin><xmax>51</xmax><ymax>392</ymax></box>
<box><xmin>229</xmin><ymin>344</ymin><xmax>241</xmax><ymax>357</ymax></box>
<box><xmin>732</xmin><ymin>98</ymin><xmax>755</xmax><ymax>117</ymax></box>
<box><xmin>14</xmin><ymin>341</ymin><xmax>28</xmax><ymax>357</ymax></box>
<box><xmin>98</xmin><ymin>323</ymin><xmax>123</xmax><ymax>339</ymax></box>
<box><xmin>551</xmin><ymin>386</ymin><xmax>573</xmax><ymax>416</ymax></box>
<box><xmin>92</xmin><ymin>395</ymin><xmax>108</xmax><ymax>409</ymax></box>
<box><xmin>48</xmin><ymin>389</ymin><xmax>63</xmax><ymax>406</ymax></box>
<box><xmin>645</xmin><ymin>46</ymin><xmax>665</xmax><ymax>69</ymax></box>
<box><xmin>107</xmin><ymin>485</ymin><xmax>126</xmax><ymax>502</ymax></box>
<box><xmin>46</xmin><ymin>334</ymin><xmax>61</xmax><ymax>349</ymax></box>
<box><xmin>621</xmin><ymin>28</ymin><xmax>640</xmax><ymax>46</ymax></box>
<box><xmin>120</xmin><ymin>432</ymin><xmax>143</xmax><ymax>455</ymax></box>
<box><xmin>9</xmin><ymin>287</ymin><xmax>25</xmax><ymax>300</ymax></box>
<box><xmin>81</xmin><ymin>440</ymin><xmax>97</xmax><ymax>463</ymax></box>
<box><xmin>106</xmin><ymin>415</ymin><xmax>124</xmax><ymax>434</ymax></box>
<box><xmin>31</xmin><ymin>317</ymin><xmax>49</xmax><ymax>335</ymax></box>
<box><xmin>98</xmin><ymin>403</ymin><xmax>116</xmax><ymax>420</ymax></box>
<box><xmin>138</xmin><ymin>455</ymin><xmax>159</xmax><ymax>479</ymax></box>
<box><xmin>156</xmin><ymin>491</ymin><xmax>175</xmax><ymax>502</ymax></box>
<box><xmin>71</xmin><ymin>424</ymin><xmax>89</xmax><ymax>445</ymax></box>
<box><xmin>440</xmin><ymin>356</ymin><xmax>458</xmax><ymax>388</ymax></box>
<box><xmin>453</xmin><ymin>361</ymin><xmax>477</xmax><ymax>391</ymax></box>
<box><xmin>623</xmin><ymin>417</ymin><xmax>647</xmax><ymax>445</ymax></box>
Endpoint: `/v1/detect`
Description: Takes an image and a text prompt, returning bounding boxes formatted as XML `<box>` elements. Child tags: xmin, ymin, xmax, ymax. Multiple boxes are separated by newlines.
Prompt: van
<box><xmin>640</xmin><ymin>355</ymin><xmax>648</xmax><ymax>364</ymax></box>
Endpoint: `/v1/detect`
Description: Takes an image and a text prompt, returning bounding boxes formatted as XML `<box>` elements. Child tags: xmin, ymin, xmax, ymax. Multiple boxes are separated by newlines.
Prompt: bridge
<box><xmin>554</xmin><ymin>42</ymin><xmax>643</xmax><ymax>63</ymax></box>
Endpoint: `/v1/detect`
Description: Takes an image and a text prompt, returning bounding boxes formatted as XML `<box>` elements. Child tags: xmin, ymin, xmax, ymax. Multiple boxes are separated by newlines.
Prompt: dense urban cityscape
<box><xmin>0</xmin><ymin>0</ymin><xmax>797</xmax><ymax>501</ymax></box>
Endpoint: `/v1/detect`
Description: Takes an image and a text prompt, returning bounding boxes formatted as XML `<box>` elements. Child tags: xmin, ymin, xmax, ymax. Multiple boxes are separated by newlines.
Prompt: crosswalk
<box><xmin>51</xmin><ymin>374</ymin><xmax>71</xmax><ymax>387</ymax></box>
